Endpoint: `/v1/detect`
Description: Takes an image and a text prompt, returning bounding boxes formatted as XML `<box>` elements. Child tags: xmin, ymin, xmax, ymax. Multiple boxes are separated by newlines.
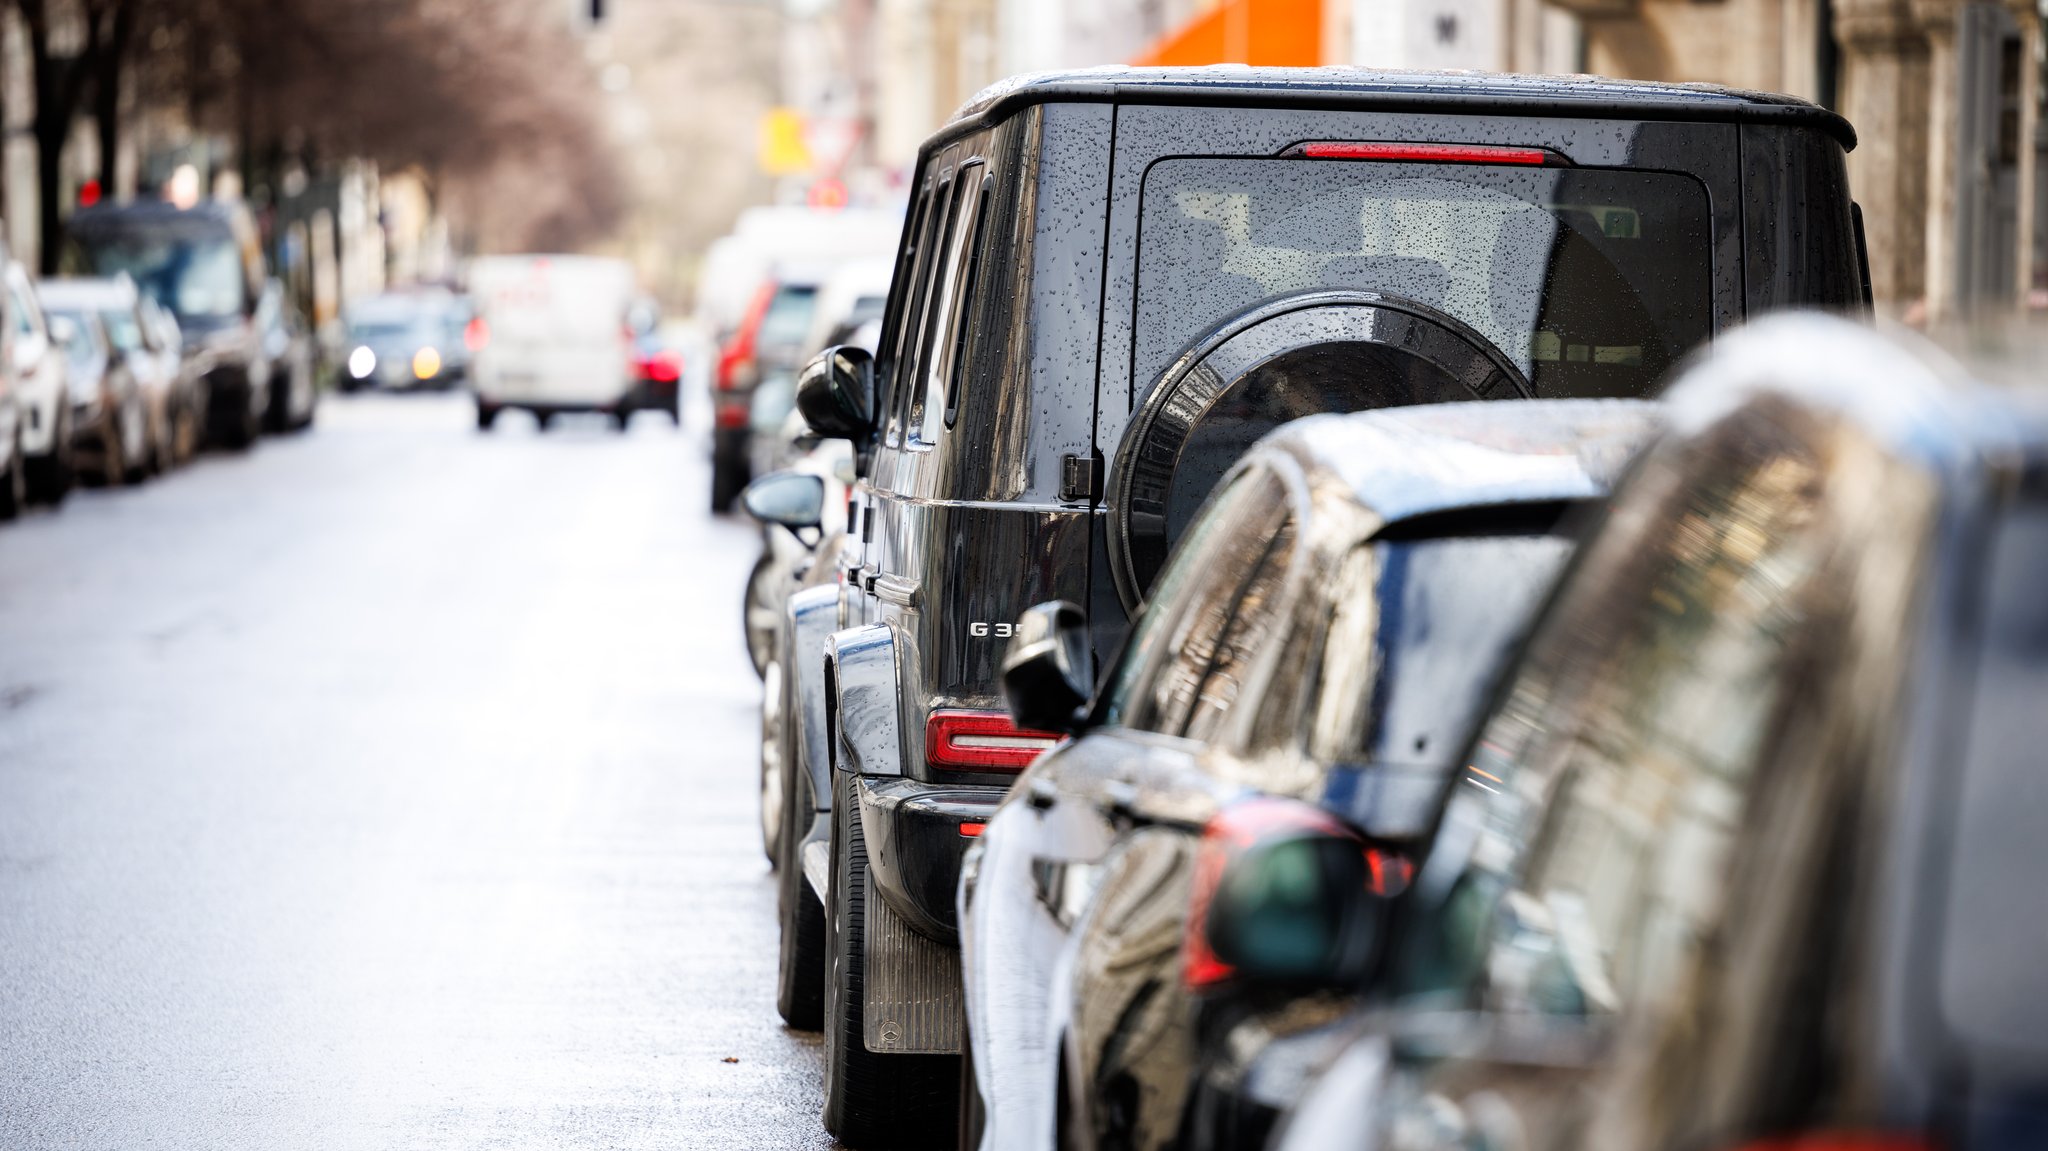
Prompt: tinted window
<box><xmin>1941</xmin><ymin>496</ymin><xmax>2048</xmax><ymax>1058</ymax></box>
<box><xmin>1300</xmin><ymin>533</ymin><xmax>1573</xmax><ymax>833</ymax></box>
<box><xmin>1397</xmin><ymin>407</ymin><xmax>1902</xmax><ymax>1021</ymax></box>
<box><xmin>912</xmin><ymin>165</ymin><xmax>986</xmax><ymax>444</ymax></box>
<box><xmin>758</xmin><ymin>284</ymin><xmax>818</xmax><ymax>351</ymax></box>
<box><xmin>100</xmin><ymin>307</ymin><xmax>144</xmax><ymax>352</ymax></box>
<box><xmin>1136</xmin><ymin>159</ymin><xmax>1712</xmax><ymax>399</ymax></box>
<box><xmin>885</xmin><ymin>175</ymin><xmax>955</xmax><ymax>446</ymax></box>
<box><xmin>78</xmin><ymin>234</ymin><xmax>246</xmax><ymax>322</ymax></box>
<box><xmin>1103</xmin><ymin>467</ymin><xmax>1298</xmax><ymax>740</ymax></box>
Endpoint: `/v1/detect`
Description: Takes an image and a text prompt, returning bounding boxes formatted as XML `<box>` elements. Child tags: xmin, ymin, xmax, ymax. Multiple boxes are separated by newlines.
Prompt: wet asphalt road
<box><xmin>0</xmin><ymin>393</ymin><xmax>834</xmax><ymax>1149</ymax></box>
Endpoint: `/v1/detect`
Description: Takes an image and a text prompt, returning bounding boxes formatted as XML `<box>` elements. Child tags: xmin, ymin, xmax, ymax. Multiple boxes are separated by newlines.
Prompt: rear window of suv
<box><xmin>1135</xmin><ymin>157</ymin><xmax>1713</xmax><ymax>399</ymax></box>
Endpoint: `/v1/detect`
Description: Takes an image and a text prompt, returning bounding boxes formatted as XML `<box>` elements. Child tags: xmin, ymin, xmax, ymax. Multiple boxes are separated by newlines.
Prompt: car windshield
<box><xmin>350</xmin><ymin>317</ymin><xmax>436</xmax><ymax>343</ymax></box>
<box><xmin>1136</xmin><ymin>159</ymin><xmax>1713</xmax><ymax>399</ymax></box>
<box><xmin>1940</xmin><ymin>493</ymin><xmax>2048</xmax><ymax>1064</ymax></box>
<box><xmin>48</xmin><ymin>309</ymin><xmax>102</xmax><ymax>369</ymax></box>
<box><xmin>78</xmin><ymin>233</ymin><xmax>245</xmax><ymax>323</ymax></box>
<box><xmin>758</xmin><ymin>285</ymin><xmax>818</xmax><ymax>350</ymax></box>
<box><xmin>99</xmin><ymin>307</ymin><xmax>144</xmax><ymax>352</ymax></box>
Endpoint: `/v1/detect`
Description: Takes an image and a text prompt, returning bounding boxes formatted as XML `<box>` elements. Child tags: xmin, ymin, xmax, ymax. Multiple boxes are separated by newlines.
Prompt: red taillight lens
<box><xmin>1733</xmin><ymin>1136</ymin><xmax>1936</xmax><ymax>1151</ymax></box>
<box><xmin>640</xmin><ymin>352</ymin><xmax>682</xmax><ymax>383</ymax></box>
<box><xmin>1181</xmin><ymin>797</ymin><xmax>1410</xmax><ymax>993</ymax></box>
<box><xmin>925</xmin><ymin>710</ymin><xmax>1062</xmax><ymax>773</ymax></box>
<box><xmin>463</xmin><ymin>317</ymin><xmax>490</xmax><ymax>352</ymax></box>
<box><xmin>1295</xmin><ymin>141</ymin><xmax>1553</xmax><ymax>165</ymax></box>
<box><xmin>958</xmin><ymin>821</ymin><xmax>986</xmax><ymax>838</ymax></box>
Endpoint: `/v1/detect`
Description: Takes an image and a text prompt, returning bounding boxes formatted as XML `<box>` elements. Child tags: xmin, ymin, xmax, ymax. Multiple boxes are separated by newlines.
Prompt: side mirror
<box><xmin>1189</xmin><ymin>799</ymin><xmax>1395</xmax><ymax>992</ymax></box>
<box><xmin>795</xmin><ymin>344</ymin><xmax>874</xmax><ymax>441</ymax></box>
<box><xmin>1000</xmin><ymin>601</ymin><xmax>1092</xmax><ymax>736</ymax></box>
<box><xmin>47</xmin><ymin>315</ymin><xmax>77</xmax><ymax>347</ymax></box>
<box><xmin>741</xmin><ymin>470</ymin><xmax>825</xmax><ymax>530</ymax></box>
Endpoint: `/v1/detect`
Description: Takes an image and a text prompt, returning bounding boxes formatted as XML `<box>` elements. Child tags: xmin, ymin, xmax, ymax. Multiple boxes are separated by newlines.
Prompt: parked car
<box><xmin>768</xmin><ymin>66</ymin><xmax>1864</xmax><ymax>1148</ymax></box>
<box><xmin>626</xmin><ymin>296</ymin><xmax>682</xmax><ymax>425</ymax></box>
<box><xmin>712</xmin><ymin>274</ymin><xmax>823</xmax><ymax>511</ymax></box>
<box><xmin>1264</xmin><ymin>314</ymin><xmax>2048</xmax><ymax>1151</ymax></box>
<box><xmin>255</xmin><ymin>278</ymin><xmax>317</xmax><ymax>430</ymax></box>
<box><xmin>67</xmin><ymin>199</ymin><xmax>272</xmax><ymax>449</ymax></box>
<box><xmin>39</xmin><ymin>276</ymin><xmax>191</xmax><ymax>474</ymax></box>
<box><xmin>8</xmin><ymin>261</ymin><xmax>75</xmax><ymax>504</ymax></box>
<box><xmin>959</xmin><ymin>400</ymin><xmax>1657</xmax><ymax>1151</ymax></box>
<box><xmin>45</xmin><ymin>305</ymin><xmax>148</xmax><ymax>485</ymax></box>
<box><xmin>339</xmin><ymin>288</ymin><xmax>470</xmax><ymax>393</ymax></box>
<box><xmin>468</xmin><ymin>255</ymin><xmax>636</xmax><ymax>431</ymax></box>
<box><xmin>739</xmin><ymin>446</ymin><xmax>856</xmax><ymax>866</ymax></box>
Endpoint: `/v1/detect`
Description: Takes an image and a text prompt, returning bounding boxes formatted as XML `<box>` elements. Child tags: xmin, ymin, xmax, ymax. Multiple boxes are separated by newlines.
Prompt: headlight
<box><xmin>348</xmin><ymin>346</ymin><xmax>376</xmax><ymax>378</ymax></box>
<box><xmin>412</xmin><ymin>346</ymin><xmax>442</xmax><ymax>380</ymax></box>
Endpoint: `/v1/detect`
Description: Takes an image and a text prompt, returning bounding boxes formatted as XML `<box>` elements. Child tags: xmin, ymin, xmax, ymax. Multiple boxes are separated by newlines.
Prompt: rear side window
<box><xmin>1101</xmin><ymin>467</ymin><xmax>1299</xmax><ymax>740</ymax></box>
<box><xmin>1135</xmin><ymin>158</ymin><xmax>1713</xmax><ymax>399</ymax></box>
<box><xmin>911</xmin><ymin>163</ymin><xmax>988</xmax><ymax>445</ymax></box>
<box><xmin>1940</xmin><ymin>495</ymin><xmax>2048</xmax><ymax>1059</ymax></box>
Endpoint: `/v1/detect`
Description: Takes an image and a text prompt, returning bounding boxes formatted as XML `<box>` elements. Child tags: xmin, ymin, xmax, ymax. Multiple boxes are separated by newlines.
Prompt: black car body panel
<box><xmin>786</xmin><ymin>67</ymin><xmax>1864</xmax><ymax>1085</ymax></box>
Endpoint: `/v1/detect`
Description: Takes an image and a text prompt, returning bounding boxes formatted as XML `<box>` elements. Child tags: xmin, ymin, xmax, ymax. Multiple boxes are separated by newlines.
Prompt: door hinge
<box><xmin>1060</xmin><ymin>452</ymin><xmax>1102</xmax><ymax>502</ymax></box>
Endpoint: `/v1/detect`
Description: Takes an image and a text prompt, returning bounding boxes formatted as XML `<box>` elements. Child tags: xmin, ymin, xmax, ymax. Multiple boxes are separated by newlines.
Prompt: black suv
<box><xmin>67</xmin><ymin>200</ymin><xmax>273</xmax><ymax>449</ymax></box>
<box><xmin>772</xmin><ymin>66</ymin><xmax>1864</xmax><ymax>1147</ymax></box>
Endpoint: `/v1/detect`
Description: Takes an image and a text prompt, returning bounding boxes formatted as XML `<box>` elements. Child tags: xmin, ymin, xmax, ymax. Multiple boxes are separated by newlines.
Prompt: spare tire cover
<box><xmin>1106</xmin><ymin>291</ymin><xmax>1531</xmax><ymax>611</ymax></box>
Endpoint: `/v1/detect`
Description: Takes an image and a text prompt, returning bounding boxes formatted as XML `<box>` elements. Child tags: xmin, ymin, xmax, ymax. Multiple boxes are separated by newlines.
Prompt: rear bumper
<box><xmin>854</xmin><ymin>774</ymin><xmax>1006</xmax><ymax>944</ymax></box>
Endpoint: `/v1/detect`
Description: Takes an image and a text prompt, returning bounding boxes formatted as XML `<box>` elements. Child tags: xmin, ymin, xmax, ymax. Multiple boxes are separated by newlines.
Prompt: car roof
<box><xmin>1261</xmin><ymin>399</ymin><xmax>1662</xmax><ymax>528</ymax></box>
<box><xmin>36</xmin><ymin>277</ymin><xmax>138</xmax><ymax>308</ymax></box>
<box><xmin>68</xmin><ymin>198</ymin><xmax>241</xmax><ymax>236</ymax></box>
<box><xmin>945</xmin><ymin>66</ymin><xmax>1854</xmax><ymax>149</ymax></box>
<box><xmin>1659</xmin><ymin>314</ymin><xmax>2048</xmax><ymax>489</ymax></box>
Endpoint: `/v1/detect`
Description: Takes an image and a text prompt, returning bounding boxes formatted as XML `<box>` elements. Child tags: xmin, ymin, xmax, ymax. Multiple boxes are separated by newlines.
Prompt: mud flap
<box><xmin>863</xmin><ymin>883</ymin><xmax>964</xmax><ymax>1055</ymax></box>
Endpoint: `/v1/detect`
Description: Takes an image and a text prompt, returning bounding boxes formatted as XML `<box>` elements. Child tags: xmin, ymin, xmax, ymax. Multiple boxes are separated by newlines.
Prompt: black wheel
<box><xmin>101</xmin><ymin>417</ymin><xmax>126</xmax><ymax>486</ymax></box>
<box><xmin>476</xmin><ymin>403</ymin><xmax>499</xmax><ymax>432</ymax></box>
<box><xmin>959</xmin><ymin>1018</ymin><xmax>986</xmax><ymax>1151</ymax></box>
<box><xmin>264</xmin><ymin>370</ymin><xmax>290</xmax><ymax>432</ymax></box>
<box><xmin>824</xmin><ymin>771</ymin><xmax>959</xmax><ymax>1148</ymax></box>
<box><xmin>0</xmin><ymin>431</ymin><xmax>25</xmax><ymax>521</ymax></box>
<box><xmin>215</xmin><ymin>393</ymin><xmax>259</xmax><ymax>451</ymax></box>
<box><xmin>27</xmin><ymin>410</ymin><xmax>75</xmax><ymax>506</ymax></box>
<box><xmin>743</xmin><ymin>553</ymin><xmax>779</xmax><ymax>679</ymax></box>
<box><xmin>760</xmin><ymin>659</ymin><xmax>786</xmax><ymax>864</ymax></box>
<box><xmin>776</xmin><ymin>762</ymin><xmax>826</xmax><ymax>1031</ymax></box>
<box><xmin>611</xmin><ymin>408</ymin><xmax>631</xmax><ymax>433</ymax></box>
<box><xmin>710</xmin><ymin>428</ymin><xmax>749</xmax><ymax>513</ymax></box>
<box><xmin>534</xmin><ymin>410</ymin><xmax>554</xmax><ymax>432</ymax></box>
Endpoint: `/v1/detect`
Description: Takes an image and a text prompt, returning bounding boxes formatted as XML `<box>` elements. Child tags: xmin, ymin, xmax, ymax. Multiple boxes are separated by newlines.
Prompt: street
<box><xmin>0</xmin><ymin>395</ymin><xmax>833</xmax><ymax>1149</ymax></box>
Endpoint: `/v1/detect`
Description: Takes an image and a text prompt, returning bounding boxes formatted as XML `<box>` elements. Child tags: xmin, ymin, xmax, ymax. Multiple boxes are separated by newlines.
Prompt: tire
<box><xmin>476</xmin><ymin>403</ymin><xmax>499</xmax><ymax>432</ymax></box>
<box><xmin>776</xmin><ymin>762</ymin><xmax>826</xmax><ymax>1031</ymax></box>
<box><xmin>823</xmin><ymin>771</ymin><xmax>960</xmax><ymax>1148</ymax></box>
<box><xmin>27</xmin><ymin>409</ymin><xmax>75</xmax><ymax>507</ymax></box>
<box><xmin>760</xmin><ymin>659</ymin><xmax>786</xmax><ymax>864</ymax></box>
<box><xmin>534</xmin><ymin>410</ymin><xmax>554</xmax><ymax>432</ymax></box>
<box><xmin>710</xmin><ymin>429</ymin><xmax>749</xmax><ymax>514</ymax></box>
<box><xmin>99</xmin><ymin>412</ymin><xmax>127</xmax><ymax>487</ymax></box>
<box><xmin>611</xmin><ymin>408</ymin><xmax>631</xmax><ymax>433</ymax></box>
<box><xmin>216</xmin><ymin>390</ymin><xmax>259</xmax><ymax>451</ymax></box>
<box><xmin>959</xmin><ymin>1019</ymin><xmax>986</xmax><ymax>1151</ymax></box>
<box><xmin>743</xmin><ymin>553</ymin><xmax>778</xmax><ymax>679</ymax></box>
<box><xmin>0</xmin><ymin>431</ymin><xmax>25</xmax><ymax>521</ymax></box>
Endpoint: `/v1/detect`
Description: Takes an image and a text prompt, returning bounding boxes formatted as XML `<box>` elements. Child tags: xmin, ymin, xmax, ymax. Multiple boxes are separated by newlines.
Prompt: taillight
<box><xmin>640</xmin><ymin>351</ymin><xmax>681</xmax><ymax>383</ymax></box>
<box><xmin>1181</xmin><ymin>797</ymin><xmax>1410</xmax><ymax>993</ymax></box>
<box><xmin>463</xmin><ymin>317</ymin><xmax>490</xmax><ymax>352</ymax></box>
<box><xmin>925</xmin><ymin>710</ymin><xmax>1061</xmax><ymax>773</ymax></box>
<box><xmin>1292</xmin><ymin>141</ymin><xmax>1554</xmax><ymax>165</ymax></box>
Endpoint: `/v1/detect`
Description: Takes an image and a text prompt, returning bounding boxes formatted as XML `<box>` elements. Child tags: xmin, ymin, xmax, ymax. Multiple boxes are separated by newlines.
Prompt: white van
<box><xmin>468</xmin><ymin>255</ymin><xmax>635</xmax><ymax>431</ymax></box>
